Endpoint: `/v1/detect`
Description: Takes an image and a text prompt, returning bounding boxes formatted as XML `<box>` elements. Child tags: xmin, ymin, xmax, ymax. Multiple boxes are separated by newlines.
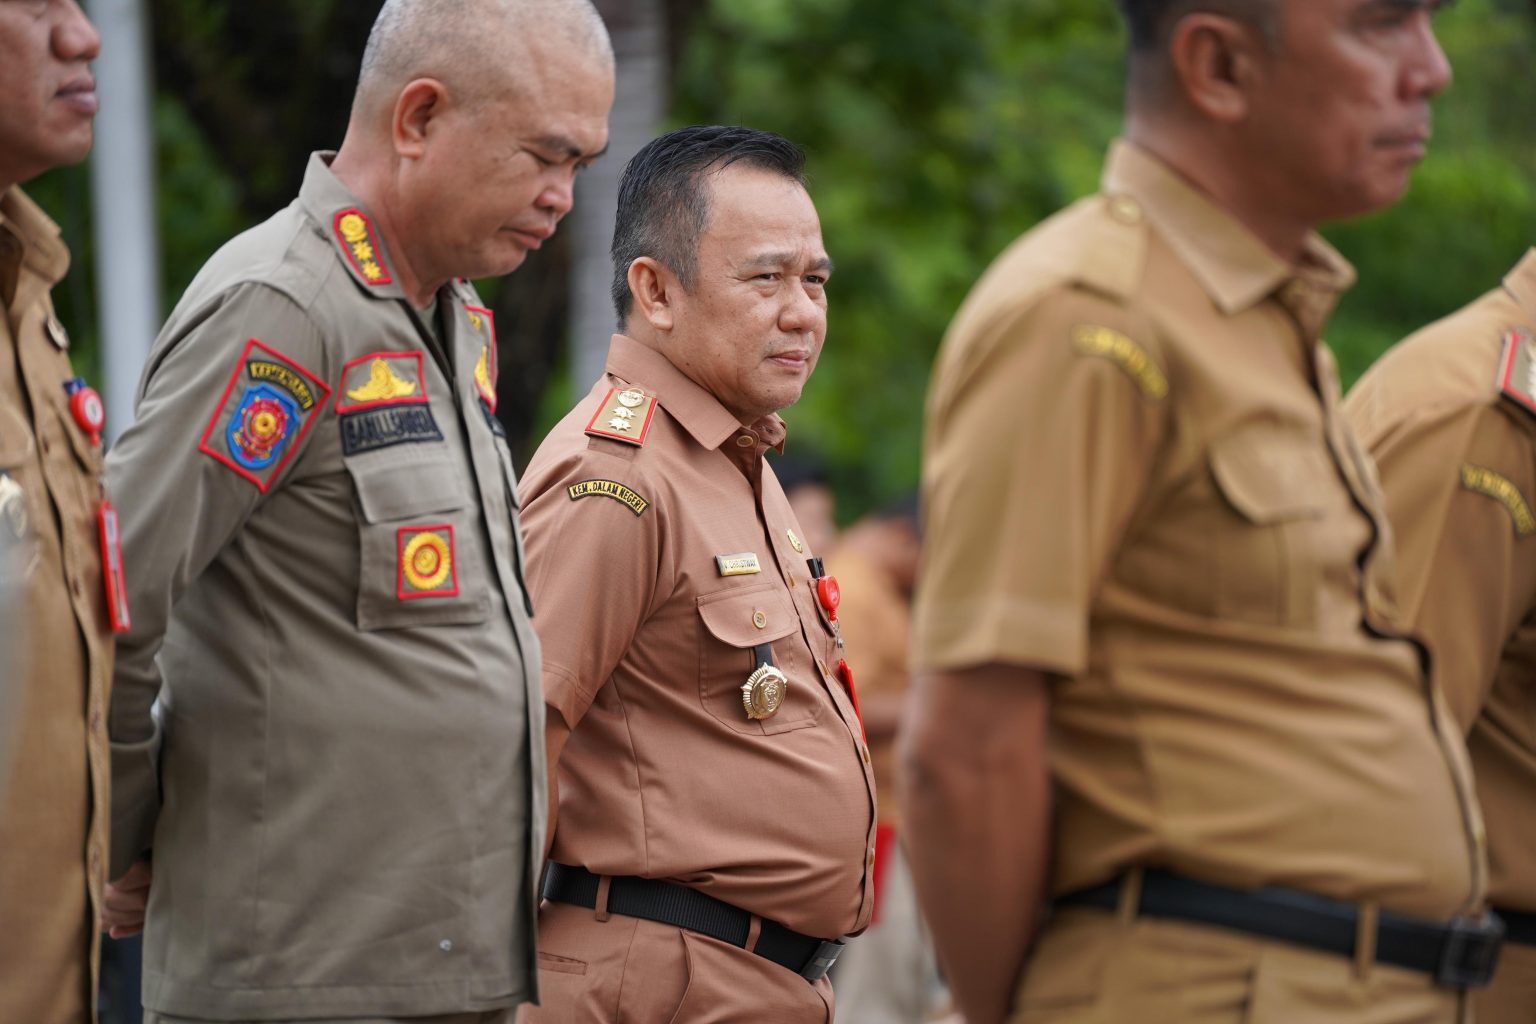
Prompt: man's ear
<box><xmin>627</xmin><ymin>257</ymin><xmax>677</xmax><ymax>333</ymax></box>
<box><xmin>393</xmin><ymin>78</ymin><xmax>449</xmax><ymax>158</ymax></box>
<box><xmin>1167</xmin><ymin>13</ymin><xmax>1266</xmax><ymax>123</ymax></box>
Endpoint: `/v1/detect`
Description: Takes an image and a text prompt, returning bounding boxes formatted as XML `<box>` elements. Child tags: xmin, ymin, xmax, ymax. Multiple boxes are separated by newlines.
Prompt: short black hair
<box><xmin>1115</xmin><ymin>0</ymin><xmax>1275</xmax><ymax>52</ymax></box>
<box><xmin>611</xmin><ymin>124</ymin><xmax>808</xmax><ymax>326</ymax></box>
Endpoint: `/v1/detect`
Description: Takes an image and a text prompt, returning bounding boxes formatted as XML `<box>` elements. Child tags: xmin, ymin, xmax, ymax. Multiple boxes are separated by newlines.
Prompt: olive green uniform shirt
<box><xmin>106</xmin><ymin>154</ymin><xmax>543</xmax><ymax>1020</ymax></box>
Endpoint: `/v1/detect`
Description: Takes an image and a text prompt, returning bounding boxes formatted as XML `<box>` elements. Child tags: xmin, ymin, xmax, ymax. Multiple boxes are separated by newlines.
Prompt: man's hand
<box><xmin>102</xmin><ymin>859</ymin><xmax>153</xmax><ymax>938</ymax></box>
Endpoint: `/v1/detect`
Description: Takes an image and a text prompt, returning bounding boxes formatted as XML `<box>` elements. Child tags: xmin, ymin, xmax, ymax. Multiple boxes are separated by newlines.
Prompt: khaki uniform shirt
<box><xmin>1345</xmin><ymin>249</ymin><xmax>1536</xmax><ymax>914</ymax></box>
<box><xmin>106</xmin><ymin>154</ymin><xmax>543</xmax><ymax>1020</ymax></box>
<box><xmin>519</xmin><ymin>334</ymin><xmax>877</xmax><ymax>941</ymax></box>
<box><xmin>912</xmin><ymin>141</ymin><xmax>1485</xmax><ymax>919</ymax></box>
<box><xmin>0</xmin><ymin>187</ymin><xmax>113</xmax><ymax>1024</ymax></box>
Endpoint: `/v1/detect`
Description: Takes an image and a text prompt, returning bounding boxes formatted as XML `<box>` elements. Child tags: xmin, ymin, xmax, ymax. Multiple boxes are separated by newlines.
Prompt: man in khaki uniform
<box><xmin>902</xmin><ymin>2</ymin><xmax>1495</xmax><ymax>1023</ymax></box>
<box><xmin>1345</xmin><ymin>251</ymin><xmax>1536</xmax><ymax>1023</ymax></box>
<box><xmin>99</xmin><ymin>3</ymin><xmax>613</xmax><ymax>1021</ymax></box>
<box><xmin>517</xmin><ymin>125</ymin><xmax>875</xmax><ymax>1022</ymax></box>
<box><xmin>0</xmin><ymin>3</ymin><xmax>117</xmax><ymax>1022</ymax></box>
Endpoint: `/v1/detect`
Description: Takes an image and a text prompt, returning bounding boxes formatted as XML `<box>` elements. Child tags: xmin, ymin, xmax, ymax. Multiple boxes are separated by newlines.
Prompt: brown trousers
<box><xmin>1476</xmin><ymin>938</ymin><xmax>1536</xmax><ymax>1024</ymax></box>
<box><xmin>1012</xmin><ymin>907</ymin><xmax>1465</xmax><ymax>1024</ymax></box>
<box><xmin>518</xmin><ymin>899</ymin><xmax>833</xmax><ymax>1023</ymax></box>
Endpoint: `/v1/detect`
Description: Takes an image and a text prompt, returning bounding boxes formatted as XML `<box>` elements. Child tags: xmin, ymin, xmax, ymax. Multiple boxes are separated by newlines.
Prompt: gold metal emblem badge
<box><xmin>347</xmin><ymin>357</ymin><xmax>419</xmax><ymax>403</ymax></box>
<box><xmin>787</xmin><ymin>528</ymin><xmax>804</xmax><ymax>553</ymax></box>
<box><xmin>616</xmin><ymin>388</ymin><xmax>646</xmax><ymax>408</ymax></box>
<box><xmin>742</xmin><ymin>664</ymin><xmax>788</xmax><ymax>720</ymax></box>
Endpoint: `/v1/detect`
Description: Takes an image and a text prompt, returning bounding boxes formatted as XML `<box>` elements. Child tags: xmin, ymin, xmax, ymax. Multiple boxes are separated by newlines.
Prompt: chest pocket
<box><xmin>1206</xmin><ymin>426</ymin><xmax>1339</xmax><ymax>628</ymax></box>
<box><xmin>347</xmin><ymin>454</ymin><xmax>490</xmax><ymax>630</ymax></box>
<box><xmin>697</xmin><ymin>583</ymin><xmax>821</xmax><ymax>736</ymax></box>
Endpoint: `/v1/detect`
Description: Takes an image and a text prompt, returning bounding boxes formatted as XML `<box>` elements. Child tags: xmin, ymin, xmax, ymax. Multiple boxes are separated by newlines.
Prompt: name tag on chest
<box><xmin>715</xmin><ymin>552</ymin><xmax>762</xmax><ymax>577</ymax></box>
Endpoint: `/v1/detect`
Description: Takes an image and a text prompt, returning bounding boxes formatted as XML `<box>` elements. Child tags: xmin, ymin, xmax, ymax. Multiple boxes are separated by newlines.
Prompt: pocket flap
<box><xmin>697</xmin><ymin>583</ymin><xmax>798</xmax><ymax>647</ymax></box>
<box><xmin>1209</xmin><ymin>427</ymin><xmax>1332</xmax><ymax>524</ymax></box>
<box><xmin>350</xmin><ymin>457</ymin><xmax>467</xmax><ymax>522</ymax></box>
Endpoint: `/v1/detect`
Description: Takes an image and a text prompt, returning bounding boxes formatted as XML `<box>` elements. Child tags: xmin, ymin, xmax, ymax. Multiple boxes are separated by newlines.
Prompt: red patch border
<box><xmin>198</xmin><ymin>338</ymin><xmax>331</xmax><ymax>493</ymax></box>
<box><xmin>1497</xmin><ymin>329</ymin><xmax>1536</xmax><ymax>416</ymax></box>
<box><xmin>396</xmin><ymin>524</ymin><xmax>460</xmax><ymax>600</ymax></box>
<box><xmin>583</xmin><ymin>387</ymin><xmax>657</xmax><ymax>446</ymax></box>
<box><xmin>333</xmin><ymin>208</ymin><xmax>394</xmax><ymax>286</ymax></box>
<box><xmin>335</xmin><ymin>350</ymin><xmax>429</xmax><ymax>414</ymax></box>
<box><xmin>467</xmin><ymin>304</ymin><xmax>498</xmax><ymax>411</ymax></box>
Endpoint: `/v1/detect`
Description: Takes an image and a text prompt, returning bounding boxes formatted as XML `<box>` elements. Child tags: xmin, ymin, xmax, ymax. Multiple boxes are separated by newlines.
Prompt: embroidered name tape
<box><xmin>199</xmin><ymin>339</ymin><xmax>331</xmax><ymax>492</ymax></box>
<box><xmin>341</xmin><ymin>405</ymin><xmax>444</xmax><ymax>456</ymax></box>
<box><xmin>715</xmin><ymin>552</ymin><xmax>762</xmax><ymax>577</ymax></box>
<box><xmin>1462</xmin><ymin>464</ymin><xmax>1536</xmax><ymax>537</ymax></box>
<box><xmin>567</xmin><ymin>478</ymin><xmax>649</xmax><ymax>516</ymax></box>
<box><xmin>1071</xmin><ymin>324</ymin><xmax>1168</xmax><ymax>400</ymax></box>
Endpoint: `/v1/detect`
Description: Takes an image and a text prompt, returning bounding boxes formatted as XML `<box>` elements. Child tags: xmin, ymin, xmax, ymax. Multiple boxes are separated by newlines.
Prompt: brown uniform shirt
<box><xmin>913</xmin><ymin>141</ymin><xmax>1485</xmax><ymax>919</ymax></box>
<box><xmin>0</xmin><ymin>187</ymin><xmax>114</xmax><ymax>1024</ymax></box>
<box><xmin>520</xmin><ymin>333</ymin><xmax>877</xmax><ymax>941</ymax></box>
<box><xmin>1345</xmin><ymin>248</ymin><xmax>1536</xmax><ymax>914</ymax></box>
<box><xmin>106</xmin><ymin>154</ymin><xmax>543</xmax><ymax>1020</ymax></box>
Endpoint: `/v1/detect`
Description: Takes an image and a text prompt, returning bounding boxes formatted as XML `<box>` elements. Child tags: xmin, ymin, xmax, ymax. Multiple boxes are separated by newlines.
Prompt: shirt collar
<box><xmin>603</xmin><ymin>333</ymin><xmax>788</xmax><ymax>453</ymax></box>
<box><xmin>1101</xmin><ymin>140</ymin><xmax>1355</xmax><ymax>336</ymax></box>
<box><xmin>1503</xmin><ymin>248</ymin><xmax>1536</xmax><ymax>322</ymax></box>
<box><xmin>0</xmin><ymin>187</ymin><xmax>70</xmax><ymax>298</ymax></box>
<box><xmin>297</xmin><ymin>151</ymin><xmax>407</xmax><ymax>301</ymax></box>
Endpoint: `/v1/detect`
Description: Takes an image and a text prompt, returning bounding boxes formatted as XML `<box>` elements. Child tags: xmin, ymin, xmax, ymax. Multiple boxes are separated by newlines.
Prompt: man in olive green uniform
<box><xmin>903</xmin><ymin>2</ymin><xmax>1495</xmax><ymax>1023</ymax></box>
<box><xmin>0</xmin><ymin>3</ymin><xmax>117</xmax><ymax>1022</ymax></box>
<box><xmin>1346</xmin><ymin>251</ymin><xmax>1536</xmax><ymax>1023</ymax></box>
<box><xmin>100</xmin><ymin>2</ymin><xmax>613</xmax><ymax>1021</ymax></box>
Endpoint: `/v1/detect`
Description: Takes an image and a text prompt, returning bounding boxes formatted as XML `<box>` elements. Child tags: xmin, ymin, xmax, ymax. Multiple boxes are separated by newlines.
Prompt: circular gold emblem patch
<box><xmin>742</xmin><ymin>665</ymin><xmax>788</xmax><ymax>720</ymax></box>
<box><xmin>616</xmin><ymin>388</ymin><xmax>646</xmax><ymax>408</ymax></box>
<box><xmin>403</xmin><ymin>531</ymin><xmax>452</xmax><ymax>590</ymax></box>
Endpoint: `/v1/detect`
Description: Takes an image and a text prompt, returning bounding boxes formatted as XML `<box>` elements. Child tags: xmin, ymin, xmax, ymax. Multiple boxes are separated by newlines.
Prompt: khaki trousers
<box><xmin>146</xmin><ymin>1013</ymin><xmax>516</xmax><ymax>1023</ymax></box>
<box><xmin>518</xmin><ymin>898</ymin><xmax>832</xmax><ymax>1023</ymax></box>
<box><xmin>1012</xmin><ymin>907</ymin><xmax>1465</xmax><ymax>1024</ymax></box>
<box><xmin>1475</xmin><ymin>938</ymin><xmax>1536</xmax><ymax>1024</ymax></box>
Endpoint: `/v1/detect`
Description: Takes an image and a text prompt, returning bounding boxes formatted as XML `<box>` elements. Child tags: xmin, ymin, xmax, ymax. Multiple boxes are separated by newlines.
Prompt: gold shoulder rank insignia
<box><xmin>1461</xmin><ymin>464</ymin><xmax>1536</xmax><ymax>537</ymax></box>
<box><xmin>585</xmin><ymin>386</ymin><xmax>658</xmax><ymax>446</ymax></box>
<box><xmin>1070</xmin><ymin>324</ymin><xmax>1168</xmax><ymax>400</ymax></box>
<box><xmin>1497</xmin><ymin>327</ymin><xmax>1536</xmax><ymax>419</ymax></box>
<box><xmin>333</xmin><ymin>207</ymin><xmax>393</xmax><ymax>285</ymax></box>
<box><xmin>347</xmin><ymin>356</ymin><xmax>419</xmax><ymax>403</ymax></box>
<box><xmin>567</xmin><ymin>479</ymin><xmax>649</xmax><ymax>516</ymax></box>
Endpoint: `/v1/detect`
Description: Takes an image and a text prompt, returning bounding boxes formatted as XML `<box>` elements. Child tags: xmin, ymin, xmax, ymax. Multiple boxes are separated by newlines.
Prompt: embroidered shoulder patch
<box><xmin>337</xmin><ymin>351</ymin><xmax>425</xmax><ymax>412</ymax></box>
<box><xmin>199</xmin><ymin>339</ymin><xmax>330</xmax><ymax>492</ymax></box>
<box><xmin>584</xmin><ymin>387</ymin><xmax>658</xmax><ymax>446</ymax></box>
<box><xmin>567</xmin><ymin>479</ymin><xmax>649</xmax><ymax>516</ymax></box>
<box><xmin>1461</xmin><ymin>464</ymin><xmax>1536</xmax><ymax>537</ymax></box>
<box><xmin>333</xmin><ymin>208</ymin><xmax>393</xmax><ymax>285</ymax></box>
<box><xmin>1070</xmin><ymin>324</ymin><xmax>1168</xmax><ymax>400</ymax></box>
<box><xmin>1496</xmin><ymin>327</ymin><xmax>1536</xmax><ymax>419</ymax></box>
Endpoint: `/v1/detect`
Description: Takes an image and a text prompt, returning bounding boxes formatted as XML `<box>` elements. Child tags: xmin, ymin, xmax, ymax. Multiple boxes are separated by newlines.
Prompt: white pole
<box><xmin>85</xmin><ymin>0</ymin><xmax>160</xmax><ymax>442</ymax></box>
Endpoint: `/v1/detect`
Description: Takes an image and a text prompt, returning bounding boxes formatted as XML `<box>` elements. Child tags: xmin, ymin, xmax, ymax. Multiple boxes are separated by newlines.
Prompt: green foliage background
<box><xmin>676</xmin><ymin>0</ymin><xmax>1536</xmax><ymax>515</ymax></box>
<box><xmin>30</xmin><ymin>0</ymin><xmax>1536</xmax><ymax>519</ymax></box>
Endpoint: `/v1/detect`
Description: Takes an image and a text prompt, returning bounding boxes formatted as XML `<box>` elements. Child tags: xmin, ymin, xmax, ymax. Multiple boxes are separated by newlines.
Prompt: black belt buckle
<box><xmin>1435</xmin><ymin>914</ymin><xmax>1504</xmax><ymax>988</ymax></box>
<box><xmin>800</xmin><ymin>939</ymin><xmax>844</xmax><ymax>982</ymax></box>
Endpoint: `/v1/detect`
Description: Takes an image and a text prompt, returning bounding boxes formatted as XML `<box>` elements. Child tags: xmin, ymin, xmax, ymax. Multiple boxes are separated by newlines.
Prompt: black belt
<box><xmin>542</xmin><ymin>862</ymin><xmax>845</xmax><ymax>983</ymax></box>
<box><xmin>1057</xmin><ymin>869</ymin><xmax>1504</xmax><ymax>989</ymax></box>
<box><xmin>1496</xmin><ymin>906</ymin><xmax>1536</xmax><ymax>948</ymax></box>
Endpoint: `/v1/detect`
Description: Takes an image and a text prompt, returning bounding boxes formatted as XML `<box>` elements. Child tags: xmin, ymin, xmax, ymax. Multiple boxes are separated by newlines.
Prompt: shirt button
<box><xmin>439</xmin><ymin>938</ymin><xmax>454</xmax><ymax>952</ymax></box>
<box><xmin>735</xmin><ymin>434</ymin><xmax>754</xmax><ymax>448</ymax></box>
<box><xmin>1107</xmin><ymin>195</ymin><xmax>1142</xmax><ymax>225</ymax></box>
<box><xmin>40</xmin><ymin>436</ymin><xmax>51</xmax><ymax>455</ymax></box>
<box><xmin>861</xmin><ymin>746</ymin><xmax>871</xmax><ymax>764</ymax></box>
<box><xmin>752</xmin><ymin>610</ymin><xmax>768</xmax><ymax>629</ymax></box>
<box><xmin>89</xmin><ymin>711</ymin><xmax>102</xmax><ymax>734</ymax></box>
<box><xmin>71</xmin><ymin>577</ymin><xmax>84</xmax><ymax>598</ymax></box>
<box><xmin>868</xmin><ymin>848</ymin><xmax>876</xmax><ymax>867</ymax></box>
<box><xmin>89</xmin><ymin>845</ymin><xmax>101</xmax><ymax>872</ymax></box>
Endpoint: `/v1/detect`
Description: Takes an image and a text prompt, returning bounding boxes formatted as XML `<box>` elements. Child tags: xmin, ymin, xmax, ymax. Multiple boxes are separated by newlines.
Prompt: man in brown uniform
<box><xmin>518</xmin><ymin>125</ymin><xmax>875</xmax><ymax>1022</ymax></box>
<box><xmin>1345</xmin><ymin>251</ymin><xmax>1536</xmax><ymax>1023</ymax></box>
<box><xmin>0</xmin><ymin>3</ymin><xmax>117</xmax><ymax>1022</ymax></box>
<box><xmin>902</xmin><ymin>2</ymin><xmax>1495</xmax><ymax>1023</ymax></box>
<box><xmin>98</xmin><ymin>2</ymin><xmax>613</xmax><ymax>1022</ymax></box>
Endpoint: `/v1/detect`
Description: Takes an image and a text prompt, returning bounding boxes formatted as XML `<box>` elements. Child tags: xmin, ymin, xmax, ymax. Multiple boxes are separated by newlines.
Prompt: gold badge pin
<box><xmin>617</xmin><ymin>388</ymin><xmax>646</xmax><ymax>408</ymax></box>
<box><xmin>787</xmin><ymin>528</ymin><xmax>804</xmax><ymax>553</ymax></box>
<box><xmin>44</xmin><ymin>315</ymin><xmax>68</xmax><ymax>350</ymax></box>
<box><xmin>742</xmin><ymin>664</ymin><xmax>788</xmax><ymax>720</ymax></box>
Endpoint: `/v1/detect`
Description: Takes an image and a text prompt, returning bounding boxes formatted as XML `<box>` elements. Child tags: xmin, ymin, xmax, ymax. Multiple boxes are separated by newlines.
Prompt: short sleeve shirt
<box><xmin>913</xmin><ymin>141</ymin><xmax>1485</xmax><ymax>919</ymax></box>
<box><xmin>519</xmin><ymin>334</ymin><xmax>877</xmax><ymax>941</ymax></box>
<box><xmin>1345</xmin><ymin>248</ymin><xmax>1536</xmax><ymax>913</ymax></box>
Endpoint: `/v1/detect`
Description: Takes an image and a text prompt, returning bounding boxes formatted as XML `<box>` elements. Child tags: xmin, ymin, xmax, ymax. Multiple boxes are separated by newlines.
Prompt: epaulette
<box><xmin>1496</xmin><ymin>327</ymin><xmax>1536</xmax><ymax>420</ymax></box>
<box><xmin>584</xmin><ymin>386</ymin><xmax>658</xmax><ymax>447</ymax></box>
<box><xmin>1072</xmin><ymin>193</ymin><xmax>1149</xmax><ymax>304</ymax></box>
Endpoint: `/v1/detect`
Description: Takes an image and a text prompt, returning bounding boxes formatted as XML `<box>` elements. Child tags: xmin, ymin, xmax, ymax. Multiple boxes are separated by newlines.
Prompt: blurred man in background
<box><xmin>98</xmin><ymin>2</ymin><xmax>613</xmax><ymax>1021</ymax></box>
<box><xmin>0</xmin><ymin>2</ymin><xmax>118</xmax><ymax>1022</ymax></box>
<box><xmin>903</xmin><ymin>1</ymin><xmax>1493</xmax><ymax>1022</ymax></box>
<box><xmin>1345</xmin><ymin>251</ymin><xmax>1536</xmax><ymax>1022</ymax></box>
<box><xmin>822</xmin><ymin>496</ymin><xmax>951</xmax><ymax>1024</ymax></box>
